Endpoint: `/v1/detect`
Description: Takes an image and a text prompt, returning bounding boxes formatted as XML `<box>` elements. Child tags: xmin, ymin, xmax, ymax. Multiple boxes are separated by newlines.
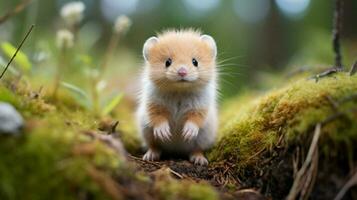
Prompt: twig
<box><xmin>0</xmin><ymin>0</ymin><xmax>32</xmax><ymax>24</ymax></box>
<box><xmin>286</xmin><ymin>123</ymin><xmax>321</xmax><ymax>200</ymax></box>
<box><xmin>109</xmin><ymin>121</ymin><xmax>119</xmax><ymax>135</ymax></box>
<box><xmin>332</xmin><ymin>0</ymin><xmax>343</xmax><ymax>68</ymax></box>
<box><xmin>0</xmin><ymin>24</ymin><xmax>34</xmax><ymax>80</ymax></box>
<box><xmin>128</xmin><ymin>155</ymin><xmax>162</xmax><ymax>168</ymax></box>
<box><xmin>308</xmin><ymin>67</ymin><xmax>342</xmax><ymax>82</ymax></box>
<box><xmin>334</xmin><ymin>169</ymin><xmax>357</xmax><ymax>200</ymax></box>
<box><xmin>169</xmin><ymin>168</ymin><xmax>183</xmax><ymax>179</ymax></box>
<box><xmin>349</xmin><ymin>60</ymin><xmax>357</xmax><ymax>76</ymax></box>
<box><xmin>246</xmin><ymin>148</ymin><xmax>266</xmax><ymax>161</ymax></box>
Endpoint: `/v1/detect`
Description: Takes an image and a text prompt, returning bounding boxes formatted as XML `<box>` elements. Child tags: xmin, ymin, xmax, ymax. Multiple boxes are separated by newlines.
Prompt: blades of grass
<box><xmin>102</xmin><ymin>93</ymin><xmax>123</xmax><ymax>116</ymax></box>
<box><xmin>0</xmin><ymin>56</ymin><xmax>20</xmax><ymax>76</ymax></box>
<box><xmin>1</xmin><ymin>42</ymin><xmax>31</xmax><ymax>71</ymax></box>
<box><xmin>60</xmin><ymin>82</ymin><xmax>91</xmax><ymax>109</ymax></box>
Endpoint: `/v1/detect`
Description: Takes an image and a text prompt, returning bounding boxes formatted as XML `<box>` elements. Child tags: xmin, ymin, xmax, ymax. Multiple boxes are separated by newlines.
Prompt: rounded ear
<box><xmin>143</xmin><ymin>36</ymin><xmax>158</xmax><ymax>61</ymax></box>
<box><xmin>200</xmin><ymin>35</ymin><xmax>217</xmax><ymax>58</ymax></box>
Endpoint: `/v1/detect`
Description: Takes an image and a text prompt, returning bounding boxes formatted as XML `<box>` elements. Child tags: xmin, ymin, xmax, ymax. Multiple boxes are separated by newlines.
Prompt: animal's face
<box><xmin>143</xmin><ymin>30</ymin><xmax>217</xmax><ymax>91</ymax></box>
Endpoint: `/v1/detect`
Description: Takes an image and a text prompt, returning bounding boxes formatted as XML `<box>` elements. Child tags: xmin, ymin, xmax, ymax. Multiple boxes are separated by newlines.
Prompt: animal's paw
<box><xmin>189</xmin><ymin>153</ymin><xmax>208</xmax><ymax>166</ymax></box>
<box><xmin>153</xmin><ymin>121</ymin><xmax>171</xmax><ymax>141</ymax></box>
<box><xmin>182</xmin><ymin>121</ymin><xmax>199</xmax><ymax>141</ymax></box>
<box><xmin>143</xmin><ymin>149</ymin><xmax>160</xmax><ymax>161</ymax></box>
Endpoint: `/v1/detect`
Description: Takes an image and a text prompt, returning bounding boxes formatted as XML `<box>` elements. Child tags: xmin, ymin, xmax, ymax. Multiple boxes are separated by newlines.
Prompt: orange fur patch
<box><xmin>191</xmin><ymin>150</ymin><xmax>204</xmax><ymax>155</ymax></box>
<box><xmin>147</xmin><ymin>103</ymin><xmax>170</xmax><ymax>127</ymax></box>
<box><xmin>184</xmin><ymin>109</ymin><xmax>207</xmax><ymax>127</ymax></box>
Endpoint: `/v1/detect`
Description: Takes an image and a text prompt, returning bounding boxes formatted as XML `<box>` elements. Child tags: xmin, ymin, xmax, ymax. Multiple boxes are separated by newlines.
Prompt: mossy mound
<box><xmin>209</xmin><ymin>73</ymin><xmax>357</xmax><ymax>199</ymax></box>
<box><xmin>0</xmin><ymin>84</ymin><xmax>126</xmax><ymax>200</ymax></box>
<box><xmin>0</xmin><ymin>82</ymin><xmax>218</xmax><ymax>200</ymax></box>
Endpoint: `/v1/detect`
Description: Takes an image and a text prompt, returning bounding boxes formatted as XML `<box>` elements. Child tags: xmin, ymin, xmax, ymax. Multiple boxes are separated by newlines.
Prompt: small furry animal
<box><xmin>136</xmin><ymin>29</ymin><xmax>218</xmax><ymax>165</ymax></box>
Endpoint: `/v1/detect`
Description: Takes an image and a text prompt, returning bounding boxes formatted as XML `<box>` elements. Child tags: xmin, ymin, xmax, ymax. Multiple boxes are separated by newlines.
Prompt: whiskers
<box><xmin>215</xmin><ymin>55</ymin><xmax>249</xmax><ymax>92</ymax></box>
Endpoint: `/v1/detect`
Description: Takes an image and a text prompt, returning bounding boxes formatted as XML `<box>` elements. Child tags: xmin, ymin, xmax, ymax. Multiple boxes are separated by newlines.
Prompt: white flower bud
<box><xmin>114</xmin><ymin>15</ymin><xmax>132</xmax><ymax>34</ymax></box>
<box><xmin>96</xmin><ymin>80</ymin><xmax>107</xmax><ymax>92</ymax></box>
<box><xmin>56</xmin><ymin>29</ymin><xmax>74</xmax><ymax>49</ymax></box>
<box><xmin>60</xmin><ymin>1</ymin><xmax>85</xmax><ymax>26</ymax></box>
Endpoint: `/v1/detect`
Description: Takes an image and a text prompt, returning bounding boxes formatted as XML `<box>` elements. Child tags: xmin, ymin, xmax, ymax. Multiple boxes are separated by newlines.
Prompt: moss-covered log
<box><xmin>209</xmin><ymin>73</ymin><xmax>357</xmax><ymax>199</ymax></box>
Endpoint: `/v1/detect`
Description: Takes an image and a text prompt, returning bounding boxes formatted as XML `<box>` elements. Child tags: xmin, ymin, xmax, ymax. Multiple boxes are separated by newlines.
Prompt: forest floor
<box><xmin>1</xmin><ymin>69</ymin><xmax>357</xmax><ymax>200</ymax></box>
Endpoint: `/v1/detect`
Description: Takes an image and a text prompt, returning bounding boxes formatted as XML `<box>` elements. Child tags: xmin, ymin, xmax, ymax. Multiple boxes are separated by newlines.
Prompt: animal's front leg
<box><xmin>142</xmin><ymin>103</ymin><xmax>171</xmax><ymax>161</ymax></box>
<box><xmin>148</xmin><ymin>103</ymin><xmax>172</xmax><ymax>141</ymax></box>
<box><xmin>182</xmin><ymin>109</ymin><xmax>206</xmax><ymax>141</ymax></box>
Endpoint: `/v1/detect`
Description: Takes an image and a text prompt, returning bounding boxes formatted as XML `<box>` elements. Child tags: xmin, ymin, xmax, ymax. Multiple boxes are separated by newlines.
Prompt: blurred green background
<box><xmin>1</xmin><ymin>0</ymin><xmax>357</xmax><ymax>101</ymax></box>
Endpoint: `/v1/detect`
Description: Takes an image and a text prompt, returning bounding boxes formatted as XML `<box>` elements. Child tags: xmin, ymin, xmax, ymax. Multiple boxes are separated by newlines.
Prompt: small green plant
<box><xmin>52</xmin><ymin>1</ymin><xmax>84</xmax><ymax>99</ymax></box>
<box><xmin>61</xmin><ymin>81</ymin><xmax>123</xmax><ymax>116</ymax></box>
<box><xmin>1</xmin><ymin>42</ymin><xmax>32</xmax><ymax>72</ymax></box>
<box><xmin>89</xmin><ymin>15</ymin><xmax>132</xmax><ymax>115</ymax></box>
<box><xmin>53</xmin><ymin>29</ymin><xmax>74</xmax><ymax>99</ymax></box>
<box><xmin>53</xmin><ymin>2</ymin><xmax>131</xmax><ymax>116</ymax></box>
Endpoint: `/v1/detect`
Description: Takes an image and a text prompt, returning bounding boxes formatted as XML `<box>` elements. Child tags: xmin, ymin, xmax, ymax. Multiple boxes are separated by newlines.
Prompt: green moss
<box><xmin>209</xmin><ymin>73</ymin><xmax>357</xmax><ymax>174</ymax></box>
<box><xmin>153</xmin><ymin>168</ymin><xmax>219</xmax><ymax>200</ymax></box>
<box><xmin>0</xmin><ymin>84</ymin><xmax>128</xmax><ymax>200</ymax></box>
<box><xmin>0</xmin><ymin>82</ymin><xmax>218</xmax><ymax>200</ymax></box>
<box><xmin>113</xmin><ymin>99</ymin><xmax>141</xmax><ymax>154</ymax></box>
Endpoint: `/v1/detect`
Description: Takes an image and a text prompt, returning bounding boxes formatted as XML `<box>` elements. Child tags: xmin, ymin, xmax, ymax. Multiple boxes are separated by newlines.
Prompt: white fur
<box><xmin>143</xmin><ymin>149</ymin><xmax>160</xmax><ymax>161</ymax></box>
<box><xmin>190</xmin><ymin>154</ymin><xmax>209</xmax><ymax>165</ymax></box>
<box><xmin>153</xmin><ymin>121</ymin><xmax>171</xmax><ymax>141</ymax></box>
<box><xmin>136</xmin><ymin>71</ymin><xmax>218</xmax><ymax>155</ymax></box>
<box><xmin>201</xmin><ymin>35</ymin><xmax>217</xmax><ymax>58</ymax></box>
<box><xmin>182</xmin><ymin>121</ymin><xmax>199</xmax><ymax>141</ymax></box>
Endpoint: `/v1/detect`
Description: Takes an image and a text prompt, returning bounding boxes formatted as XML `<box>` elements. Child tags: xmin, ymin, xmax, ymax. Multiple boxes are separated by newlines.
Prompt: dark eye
<box><xmin>165</xmin><ymin>58</ymin><xmax>172</xmax><ymax>67</ymax></box>
<box><xmin>192</xmin><ymin>58</ymin><xmax>198</xmax><ymax>67</ymax></box>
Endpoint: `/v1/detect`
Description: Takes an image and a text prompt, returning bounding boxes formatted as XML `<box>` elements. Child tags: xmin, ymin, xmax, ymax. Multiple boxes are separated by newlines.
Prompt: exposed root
<box><xmin>286</xmin><ymin>124</ymin><xmax>321</xmax><ymax>200</ymax></box>
<box><xmin>334</xmin><ymin>169</ymin><xmax>357</xmax><ymax>200</ymax></box>
<box><xmin>83</xmin><ymin>131</ymin><xmax>127</xmax><ymax>157</ymax></box>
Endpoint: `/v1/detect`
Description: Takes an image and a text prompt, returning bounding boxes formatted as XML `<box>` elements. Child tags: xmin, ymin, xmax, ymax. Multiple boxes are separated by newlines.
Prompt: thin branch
<box><xmin>0</xmin><ymin>24</ymin><xmax>35</xmax><ymax>80</ymax></box>
<box><xmin>308</xmin><ymin>67</ymin><xmax>342</xmax><ymax>82</ymax></box>
<box><xmin>286</xmin><ymin>124</ymin><xmax>321</xmax><ymax>200</ymax></box>
<box><xmin>332</xmin><ymin>0</ymin><xmax>343</xmax><ymax>68</ymax></box>
<box><xmin>0</xmin><ymin>0</ymin><xmax>32</xmax><ymax>24</ymax></box>
<box><xmin>334</xmin><ymin>169</ymin><xmax>357</xmax><ymax>200</ymax></box>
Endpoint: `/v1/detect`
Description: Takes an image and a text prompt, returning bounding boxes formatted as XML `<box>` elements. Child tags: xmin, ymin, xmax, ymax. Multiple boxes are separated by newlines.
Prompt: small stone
<box><xmin>0</xmin><ymin>102</ymin><xmax>24</xmax><ymax>135</ymax></box>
